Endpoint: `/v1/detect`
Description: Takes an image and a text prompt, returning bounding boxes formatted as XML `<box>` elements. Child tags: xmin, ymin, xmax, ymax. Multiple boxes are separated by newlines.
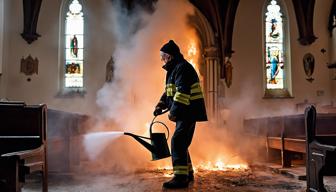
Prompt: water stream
<box><xmin>83</xmin><ymin>131</ymin><xmax>124</xmax><ymax>160</ymax></box>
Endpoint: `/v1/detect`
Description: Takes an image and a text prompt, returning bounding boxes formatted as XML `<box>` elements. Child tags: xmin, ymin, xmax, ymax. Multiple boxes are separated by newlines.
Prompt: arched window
<box><xmin>264</xmin><ymin>0</ymin><xmax>292</xmax><ymax>98</ymax></box>
<box><xmin>62</xmin><ymin>0</ymin><xmax>84</xmax><ymax>91</ymax></box>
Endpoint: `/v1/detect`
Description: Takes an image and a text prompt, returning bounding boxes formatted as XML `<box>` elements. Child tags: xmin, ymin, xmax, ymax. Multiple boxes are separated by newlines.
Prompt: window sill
<box><xmin>263</xmin><ymin>89</ymin><xmax>293</xmax><ymax>99</ymax></box>
<box><xmin>56</xmin><ymin>88</ymin><xmax>86</xmax><ymax>98</ymax></box>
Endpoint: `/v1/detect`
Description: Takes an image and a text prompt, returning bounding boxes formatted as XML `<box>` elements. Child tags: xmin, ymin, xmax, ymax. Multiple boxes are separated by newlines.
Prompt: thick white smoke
<box><xmin>85</xmin><ymin>0</ymin><xmax>197</xmax><ymax>172</ymax></box>
<box><xmin>96</xmin><ymin>0</ymin><xmax>195</xmax><ymax>128</ymax></box>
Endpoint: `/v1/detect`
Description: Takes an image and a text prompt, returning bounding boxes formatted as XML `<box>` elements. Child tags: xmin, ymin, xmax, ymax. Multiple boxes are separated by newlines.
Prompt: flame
<box><xmin>157</xmin><ymin>165</ymin><xmax>174</xmax><ymax>177</ymax></box>
<box><xmin>186</xmin><ymin>39</ymin><xmax>203</xmax><ymax>84</ymax></box>
<box><xmin>153</xmin><ymin>36</ymin><xmax>249</xmax><ymax>177</ymax></box>
<box><xmin>187</xmin><ymin>41</ymin><xmax>197</xmax><ymax>68</ymax></box>
<box><xmin>195</xmin><ymin>160</ymin><xmax>249</xmax><ymax>172</ymax></box>
<box><xmin>157</xmin><ymin>160</ymin><xmax>249</xmax><ymax>176</ymax></box>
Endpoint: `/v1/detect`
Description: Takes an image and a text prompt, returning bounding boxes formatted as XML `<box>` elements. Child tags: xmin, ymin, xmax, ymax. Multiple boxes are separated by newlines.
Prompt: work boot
<box><xmin>162</xmin><ymin>175</ymin><xmax>189</xmax><ymax>189</ymax></box>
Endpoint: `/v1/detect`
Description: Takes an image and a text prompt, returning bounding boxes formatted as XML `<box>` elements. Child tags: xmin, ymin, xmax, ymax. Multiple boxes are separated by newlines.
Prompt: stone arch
<box><xmin>188</xmin><ymin>8</ymin><xmax>219</xmax><ymax>121</ymax></box>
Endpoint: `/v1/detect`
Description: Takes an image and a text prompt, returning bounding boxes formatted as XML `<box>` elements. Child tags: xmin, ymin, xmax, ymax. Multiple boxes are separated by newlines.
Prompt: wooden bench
<box><xmin>244</xmin><ymin>113</ymin><xmax>336</xmax><ymax>168</ymax></box>
<box><xmin>266</xmin><ymin>115</ymin><xmax>306</xmax><ymax>167</ymax></box>
<box><xmin>305</xmin><ymin>105</ymin><xmax>336</xmax><ymax>192</ymax></box>
<box><xmin>0</xmin><ymin>102</ymin><xmax>47</xmax><ymax>192</ymax></box>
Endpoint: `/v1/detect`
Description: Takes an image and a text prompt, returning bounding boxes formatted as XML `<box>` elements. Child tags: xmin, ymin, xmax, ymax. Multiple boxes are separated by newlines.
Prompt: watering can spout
<box><xmin>124</xmin><ymin>132</ymin><xmax>155</xmax><ymax>153</ymax></box>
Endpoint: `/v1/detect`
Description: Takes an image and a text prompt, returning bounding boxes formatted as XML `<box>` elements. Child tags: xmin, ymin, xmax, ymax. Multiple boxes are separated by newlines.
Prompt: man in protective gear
<box><xmin>154</xmin><ymin>40</ymin><xmax>207</xmax><ymax>189</ymax></box>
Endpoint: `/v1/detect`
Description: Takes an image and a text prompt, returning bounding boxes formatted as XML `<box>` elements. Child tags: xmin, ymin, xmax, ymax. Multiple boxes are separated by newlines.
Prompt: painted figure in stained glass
<box><xmin>269</xmin><ymin>19</ymin><xmax>280</xmax><ymax>39</ymax></box>
<box><xmin>269</xmin><ymin>48</ymin><xmax>280</xmax><ymax>84</ymax></box>
<box><xmin>70</xmin><ymin>35</ymin><xmax>78</xmax><ymax>58</ymax></box>
<box><xmin>66</xmin><ymin>62</ymin><xmax>80</xmax><ymax>74</ymax></box>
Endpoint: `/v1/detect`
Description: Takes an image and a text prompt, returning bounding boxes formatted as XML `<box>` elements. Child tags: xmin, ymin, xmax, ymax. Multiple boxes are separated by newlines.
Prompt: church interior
<box><xmin>0</xmin><ymin>0</ymin><xmax>336</xmax><ymax>191</ymax></box>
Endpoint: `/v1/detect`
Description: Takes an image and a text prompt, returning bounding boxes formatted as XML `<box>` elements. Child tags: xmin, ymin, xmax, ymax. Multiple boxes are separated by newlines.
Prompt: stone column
<box><xmin>331</xmin><ymin>16</ymin><xmax>336</xmax><ymax>106</ymax></box>
<box><xmin>204</xmin><ymin>47</ymin><xmax>219</xmax><ymax>122</ymax></box>
<box><xmin>331</xmin><ymin>16</ymin><xmax>336</xmax><ymax>65</ymax></box>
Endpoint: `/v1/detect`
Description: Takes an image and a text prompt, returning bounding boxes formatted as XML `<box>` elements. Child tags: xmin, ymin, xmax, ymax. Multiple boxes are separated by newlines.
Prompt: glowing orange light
<box><xmin>195</xmin><ymin>160</ymin><xmax>248</xmax><ymax>171</ymax></box>
<box><xmin>187</xmin><ymin>41</ymin><xmax>198</xmax><ymax>70</ymax></box>
<box><xmin>145</xmin><ymin>122</ymin><xmax>151</xmax><ymax>129</ymax></box>
<box><xmin>157</xmin><ymin>160</ymin><xmax>249</xmax><ymax>175</ymax></box>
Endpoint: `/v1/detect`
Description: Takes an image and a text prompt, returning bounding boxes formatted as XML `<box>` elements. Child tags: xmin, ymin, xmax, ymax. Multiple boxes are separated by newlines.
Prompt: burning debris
<box><xmin>157</xmin><ymin>161</ymin><xmax>249</xmax><ymax>179</ymax></box>
<box><xmin>23</xmin><ymin>166</ymin><xmax>308</xmax><ymax>191</ymax></box>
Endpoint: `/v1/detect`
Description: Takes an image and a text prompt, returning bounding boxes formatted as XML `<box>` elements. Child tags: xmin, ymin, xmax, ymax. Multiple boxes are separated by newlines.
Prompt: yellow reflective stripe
<box><xmin>166</xmin><ymin>84</ymin><xmax>176</xmax><ymax>89</ymax></box>
<box><xmin>174</xmin><ymin>165</ymin><xmax>188</xmax><ymax>169</ymax></box>
<box><xmin>176</xmin><ymin>92</ymin><xmax>190</xmax><ymax>99</ymax></box>
<box><xmin>166</xmin><ymin>83</ymin><xmax>203</xmax><ymax>101</ymax></box>
<box><xmin>191</xmin><ymin>87</ymin><xmax>202</xmax><ymax>94</ymax></box>
<box><xmin>191</xmin><ymin>82</ymin><xmax>200</xmax><ymax>89</ymax></box>
<box><xmin>166</xmin><ymin>84</ymin><xmax>176</xmax><ymax>96</ymax></box>
<box><xmin>173</xmin><ymin>97</ymin><xmax>190</xmax><ymax>105</ymax></box>
<box><xmin>174</xmin><ymin>170</ymin><xmax>188</xmax><ymax>175</ymax></box>
<box><xmin>174</xmin><ymin>92</ymin><xmax>190</xmax><ymax>105</ymax></box>
<box><xmin>166</xmin><ymin>88</ymin><xmax>176</xmax><ymax>96</ymax></box>
<box><xmin>173</xmin><ymin>166</ymin><xmax>189</xmax><ymax>175</ymax></box>
<box><xmin>190</xmin><ymin>83</ymin><xmax>203</xmax><ymax>98</ymax></box>
<box><xmin>190</xmin><ymin>94</ymin><xmax>204</xmax><ymax>100</ymax></box>
<box><xmin>167</xmin><ymin>88</ymin><xmax>176</xmax><ymax>92</ymax></box>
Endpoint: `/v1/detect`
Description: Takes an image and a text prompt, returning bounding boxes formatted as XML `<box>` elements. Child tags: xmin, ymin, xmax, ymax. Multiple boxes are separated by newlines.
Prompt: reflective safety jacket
<box><xmin>157</xmin><ymin>56</ymin><xmax>207</xmax><ymax>122</ymax></box>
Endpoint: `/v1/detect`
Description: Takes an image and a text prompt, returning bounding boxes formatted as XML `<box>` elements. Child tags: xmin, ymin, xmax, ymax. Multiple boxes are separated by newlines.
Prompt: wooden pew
<box><xmin>305</xmin><ymin>105</ymin><xmax>336</xmax><ymax>192</ymax></box>
<box><xmin>0</xmin><ymin>102</ymin><xmax>47</xmax><ymax>192</ymax></box>
<box><xmin>266</xmin><ymin>115</ymin><xmax>306</xmax><ymax>167</ymax></box>
<box><xmin>244</xmin><ymin>113</ymin><xmax>336</xmax><ymax>168</ymax></box>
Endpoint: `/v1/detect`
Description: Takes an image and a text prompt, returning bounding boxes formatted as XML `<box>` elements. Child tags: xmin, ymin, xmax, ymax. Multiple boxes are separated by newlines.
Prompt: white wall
<box><xmin>0</xmin><ymin>0</ymin><xmax>334</xmax><ymax>119</ymax></box>
<box><xmin>1</xmin><ymin>0</ymin><xmax>116</xmax><ymax>115</ymax></box>
<box><xmin>222</xmin><ymin>0</ymin><xmax>334</xmax><ymax>127</ymax></box>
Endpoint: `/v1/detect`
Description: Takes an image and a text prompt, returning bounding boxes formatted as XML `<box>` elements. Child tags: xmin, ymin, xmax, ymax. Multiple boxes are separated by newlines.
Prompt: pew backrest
<box><xmin>0</xmin><ymin>102</ymin><xmax>47</xmax><ymax>155</ymax></box>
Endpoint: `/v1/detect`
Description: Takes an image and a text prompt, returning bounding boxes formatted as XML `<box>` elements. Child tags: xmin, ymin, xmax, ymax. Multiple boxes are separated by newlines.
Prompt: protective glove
<box><xmin>153</xmin><ymin>107</ymin><xmax>162</xmax><ymax>116</ymax></box>
<box><xmin>168</xmin><ymin>113</ymin><xmax>177</xmax><ymax>122</ymax></box>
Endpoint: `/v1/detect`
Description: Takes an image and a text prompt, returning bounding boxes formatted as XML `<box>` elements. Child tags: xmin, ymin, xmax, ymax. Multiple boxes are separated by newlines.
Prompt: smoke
<box><xmin>83</xmin><ymin>131</ymin><xmax>124</xmax><ymax>160</ymax></box>
<box><xmin>213</xmin><ymin>77</ymin><xmax>301</xmax><ymax>164</ymax></box>
<box><xmin>96</xmin><ymin>0</ymin><xmax>196</xmax><ymax>126</ymax></box>
<box><xmin>84</xmin><ymin>0</ymin><xmax>197</xmax><ymax>173</ymax></box>
<box><xmin>80</xmin><ymin>0</ymin><xmax>336</xmax><ymax>177</ymax></box>
<box><xmin>85</xmin><ymin>0</ymin><xmax>268</xmax><ymax>174</ymax></box>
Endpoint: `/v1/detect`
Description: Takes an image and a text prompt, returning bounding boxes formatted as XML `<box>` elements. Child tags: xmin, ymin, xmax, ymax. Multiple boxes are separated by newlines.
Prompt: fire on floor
<box><xmin>21</xmin><ymin>166</ymin><xmax>318</xmax><ymax>192</ymax></box>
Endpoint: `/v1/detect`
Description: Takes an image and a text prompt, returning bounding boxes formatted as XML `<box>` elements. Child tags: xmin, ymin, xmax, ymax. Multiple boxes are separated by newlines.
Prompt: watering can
<box><xmin>124</xmin><ymin>110</ymin><xmax>171</xmax><ymax>160</ymax></box>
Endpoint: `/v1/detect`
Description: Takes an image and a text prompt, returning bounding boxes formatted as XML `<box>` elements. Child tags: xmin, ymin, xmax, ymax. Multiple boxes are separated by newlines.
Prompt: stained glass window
<box><xmin>265</xmin><ymin>0</ymin><xmax>284</xmax><ymax>90</ymax></box>
<box><xmin>65</xmin><ymin>0</ymin><xmax>84</xmax><ymax>88</ymax></box>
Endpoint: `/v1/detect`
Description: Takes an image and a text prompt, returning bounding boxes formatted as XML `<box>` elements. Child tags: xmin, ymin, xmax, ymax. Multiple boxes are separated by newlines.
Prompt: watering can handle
<box><xmin>150</xmin><ymin>121</ymin><xmax>170</xmax><ymax>140</ymax></box>
<box><xmin>158</xmin><ymin>109</ymin><xmax>169</xmax><ymax>116</ymax></box>
<box><xmin>150</xmin><ymin>110</ymin><xmax>170</xmax><ymax>140</ymax></box>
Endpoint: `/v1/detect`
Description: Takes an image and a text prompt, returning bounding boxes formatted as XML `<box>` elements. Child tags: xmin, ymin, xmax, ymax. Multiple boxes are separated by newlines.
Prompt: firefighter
<box><xmin>154</xmin><ymin>40</ymin><xmax>207</xmax><ymax>188</ymax></box>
